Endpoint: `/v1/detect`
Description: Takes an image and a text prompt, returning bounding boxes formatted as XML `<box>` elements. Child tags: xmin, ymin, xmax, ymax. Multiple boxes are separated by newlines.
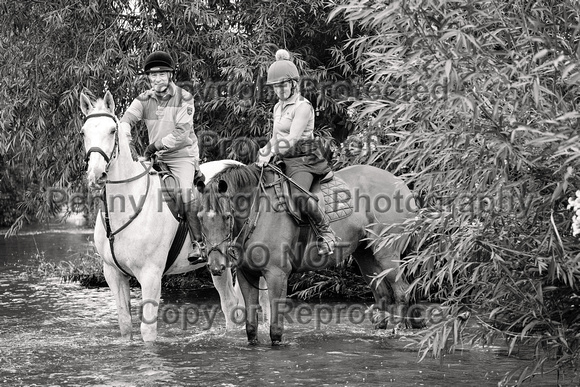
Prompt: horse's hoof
<box><xmin>248</xmin><ymin>339</ymin><xmax>259</xmax><ymax>346</ymax></box>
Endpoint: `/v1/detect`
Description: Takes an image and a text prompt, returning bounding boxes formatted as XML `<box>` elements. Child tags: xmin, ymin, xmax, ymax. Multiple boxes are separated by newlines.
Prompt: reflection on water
<box><xmin>0</xmin><ymin>231</ymin><xmax>576</xmax><ymax>386</ymax></box>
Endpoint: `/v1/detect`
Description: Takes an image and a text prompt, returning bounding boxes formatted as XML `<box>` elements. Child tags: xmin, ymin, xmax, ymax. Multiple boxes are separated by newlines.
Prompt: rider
<box><xmin>256</xmin><ymin>49</ymin><xmax>336</xmax><ymax>256</ymax></box>
<box><xmin>119</xmin><ymin>50</ymin><xmax>204</xmax><ymax>263</ymax></box>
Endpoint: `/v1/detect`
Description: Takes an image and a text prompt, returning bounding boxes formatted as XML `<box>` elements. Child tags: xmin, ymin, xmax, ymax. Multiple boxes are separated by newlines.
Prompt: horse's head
<box><xmin>199</xmin><ymin>179</ymin><xmax>236</xmax><ymax>276</ymax></box>
<box><xmin>79</xmin><ymin>91</ymin><xmax>118</xmax><ymax>190</ymax></box>
<box><xmin>198</xmin><ymin>164</ymin><xmax>260</xmax><ymax>276</ymax></box>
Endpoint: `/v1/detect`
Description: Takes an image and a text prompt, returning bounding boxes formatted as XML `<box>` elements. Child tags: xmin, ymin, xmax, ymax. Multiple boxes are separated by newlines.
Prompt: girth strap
<box><xmin>164</xmin><ymin>219</ymin><xmax>189</xmax><ymax>273</ymax></box>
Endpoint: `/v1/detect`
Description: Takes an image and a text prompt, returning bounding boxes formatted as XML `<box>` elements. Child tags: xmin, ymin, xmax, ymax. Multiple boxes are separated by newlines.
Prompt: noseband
<box><xmin>201</xmin><ymin>211</ymin><xmax>236</xmax><ymax>261</ymax></box>
<box><xmin>83</xmin><ymin>112</ymin><xmax>119</xmax><ymax>170</ymax></box>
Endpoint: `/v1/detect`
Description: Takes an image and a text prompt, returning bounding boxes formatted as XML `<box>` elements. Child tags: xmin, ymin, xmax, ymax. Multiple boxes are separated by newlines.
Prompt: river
<box><xmin>0</xmin><ymin>225</ymin><xmax>574</xmax><ymax>386</ymax></box>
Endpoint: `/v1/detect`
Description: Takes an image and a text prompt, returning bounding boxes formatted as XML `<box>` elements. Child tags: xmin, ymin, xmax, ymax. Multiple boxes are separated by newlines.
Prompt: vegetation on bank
<box><xmin>331</xmin><ymin>0</ymin><xmax>580</xmax><ymax>382</ymax></box>
<box><xmin>24</xmin><ymin>249</ymin><xmax>372</xmax><ymax>301</ymax></box>
<box><xmin>3</xmin><ymin>0</ymin><xmax>580</xmax><ymax>384</ymax></box>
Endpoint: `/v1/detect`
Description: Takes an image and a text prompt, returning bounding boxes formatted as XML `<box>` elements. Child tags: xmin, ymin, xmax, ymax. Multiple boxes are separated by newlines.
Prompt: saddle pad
<box><xmin>320</xmin><ymin>177</ymin><xmax>353</xmax><ymax>222</ymax></box>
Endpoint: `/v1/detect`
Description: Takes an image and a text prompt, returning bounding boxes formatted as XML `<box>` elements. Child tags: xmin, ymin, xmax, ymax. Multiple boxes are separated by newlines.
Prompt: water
<box><xmin>0</xmin><ymin>228</ymin><xmax>575</xmax><ymax>386</ymax></box>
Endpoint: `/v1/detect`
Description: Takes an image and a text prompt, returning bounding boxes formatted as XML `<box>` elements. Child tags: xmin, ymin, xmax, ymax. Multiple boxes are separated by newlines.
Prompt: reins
<box><xmin>263</xmin><ymin>163</ymin><xmax>317</xmax><ymax>199</ymax></box>
<box><xmin>100</xmin><ymin>161</ymin><xmax>153</xmax><ymax>277</ymax></box>
<box><xmin>226</xmin><ymin>166</ymin><xmax>270</xmax><ymax>291</ymax></box>
<box><xmin>230</xmin><ymin>165</ymin><xmax>266</xmax><ymax>255</ymax></box>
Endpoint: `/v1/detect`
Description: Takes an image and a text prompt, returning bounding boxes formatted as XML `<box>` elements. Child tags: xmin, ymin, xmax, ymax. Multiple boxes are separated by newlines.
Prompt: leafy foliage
<box><xmin>0</xmin><ymin>0</ymin><xmax>354</xmax><ymax>231</ymax></box>
<box><xmin>331</xmin><ymin>0</ymin><xmax>580</xmax><ymax>383</ymax></box>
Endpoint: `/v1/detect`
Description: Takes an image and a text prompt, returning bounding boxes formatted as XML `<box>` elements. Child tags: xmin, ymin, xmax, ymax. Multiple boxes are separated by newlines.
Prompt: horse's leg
<box><xmin>353</xmin><ymin>245</ymin><xmax>409</xmax><ymax>330</ymax></box>
<box><xmin>210</xmin><ymin>270</ymin><xmax>244</xmax><ymax>330</ymax></box>
<box><xmin>137</xmin><ymin>268</ymin><xmax>162</xmax><ymax>342</ymax></box>
<box><xmin>263</xmin><ymin>269</ymin><xmax>289</xmax><ymax>346</ymax></box>
<box><xmin>103</xmin><ymin>263</ymin><xmax>132</xmax><ymax>339</ymax></box>
<box><xmin>237</xmin><ymin>268</ymin><xmax>261</xmax><ymax>345</ymax></box>
<box><xmin>258</xmin><ymin>278</ymin><xmax>270</xmax><ymax>326</ymax></box>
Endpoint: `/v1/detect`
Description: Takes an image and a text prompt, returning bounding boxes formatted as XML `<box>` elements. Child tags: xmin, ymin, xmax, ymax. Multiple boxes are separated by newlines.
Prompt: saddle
<box><xmin>275</xmin><ymin>170</ymin><xmax>354</xmax><ymax>225</ymax></box>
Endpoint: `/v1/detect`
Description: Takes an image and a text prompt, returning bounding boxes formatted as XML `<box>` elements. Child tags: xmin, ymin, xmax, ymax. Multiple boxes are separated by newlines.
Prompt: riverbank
<box><xmin>0</xmin><ymin>211</ymin><xmax>91</xmax><ymax>237</ymax></box>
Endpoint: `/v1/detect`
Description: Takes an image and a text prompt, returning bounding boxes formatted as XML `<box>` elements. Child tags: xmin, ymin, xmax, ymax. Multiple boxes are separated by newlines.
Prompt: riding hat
<box><xmin>266</xmin><ymin>49</ymin><xmax>299</xmax><ymax>85</ymax></box>
<box><xmin>143</xmin><ymin>51</ymin><xmax>174</xmax><ymax>73</ymax></box>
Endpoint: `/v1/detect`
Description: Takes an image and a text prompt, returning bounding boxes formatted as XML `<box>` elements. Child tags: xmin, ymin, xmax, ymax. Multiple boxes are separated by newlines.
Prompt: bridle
<box><xmin>201</xmin><ymin>166</ymin><xmax>278</xmax><ymax>292</ymax></box>
<box><xmin>82</xmin><ymin>111</ymin><xmax>154</xmax><ymax>277</ymax></box>
<box><xmin>200</xmin><ymin>210</ymin><xmax>236</xmax><ymax>261</ymax></box>
<box><xmin>200</xmin><ymin>170</ymin><xmax>265</xmax><ymax>265</ymax></box>
<box><xmin>82</xmin><ymin>112</ymin><xmax>120</xmax><ymax>172</ymax></box>
<box><xmin>82</xmin><ymin>112</ymin><xmax>153</xmax><ymax>185</ymax></box>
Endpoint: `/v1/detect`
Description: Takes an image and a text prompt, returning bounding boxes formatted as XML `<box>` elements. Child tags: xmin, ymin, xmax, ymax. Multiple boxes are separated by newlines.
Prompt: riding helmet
<box><xmin>143</xmin><ymin>51</ymin><xmax>174</xmax><ymax>73</ymax></box>
<box><xmin>266</xmin><ymin>49</ymin><xmax>299</xmax><ymax>85</ymax></box>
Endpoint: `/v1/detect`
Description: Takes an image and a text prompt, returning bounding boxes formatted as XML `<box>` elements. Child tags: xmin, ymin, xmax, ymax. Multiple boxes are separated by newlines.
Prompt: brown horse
<box><xmin>198</xmin><ymin>163</ymin><xmax>418</xmax><ymax>345</ymax></box>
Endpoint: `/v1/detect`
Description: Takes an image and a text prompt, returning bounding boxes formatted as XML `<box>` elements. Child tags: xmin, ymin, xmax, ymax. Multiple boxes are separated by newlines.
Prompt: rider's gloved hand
<box><xmin>256</xmin><ymin>153</ymin><xmax>272</xmax><ymax>167</ymax></box>
<box><xmin>144</xmin><ymin>141</ymin><xmax>164</xmax><ymax>160</ymax></box>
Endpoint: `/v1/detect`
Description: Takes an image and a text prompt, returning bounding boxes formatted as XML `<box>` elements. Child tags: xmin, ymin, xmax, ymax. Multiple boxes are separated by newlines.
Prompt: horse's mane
<box><xmin>204</xmin><ymin>164</ymin><xmax>260</xmax><ymax>213</ymax></box>
<box><xmin>226</xmin><ymin>137</ymin><xmax>259</xmax><ymax>164</ymax></box>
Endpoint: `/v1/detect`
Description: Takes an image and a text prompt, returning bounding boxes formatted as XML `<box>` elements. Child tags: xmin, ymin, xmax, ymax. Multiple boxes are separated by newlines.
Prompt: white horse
<box><xmin>79</xmin><ymin>91</ymin><xmax>268</xmax><ymax>342</ymax></box>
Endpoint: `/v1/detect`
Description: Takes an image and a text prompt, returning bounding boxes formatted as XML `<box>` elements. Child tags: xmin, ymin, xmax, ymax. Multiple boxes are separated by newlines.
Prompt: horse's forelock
<box><xmin>89</xmin><ymin>98</ymin><xmax>131</xmax><ymax>141</ymax></box>
<box><xmin>205</xmin><ymin>164</ymin><xmax>259</xmax><ymax>214</ymax></box>
<box><xmin>205</xmin><ymin>183</ymin><xmax>226</xmax><ymax>213</ymax></box>
<box><xmin>92</xmin><ymin>98</ymin><xmax>108</xmax><ymax>112</ymax></box>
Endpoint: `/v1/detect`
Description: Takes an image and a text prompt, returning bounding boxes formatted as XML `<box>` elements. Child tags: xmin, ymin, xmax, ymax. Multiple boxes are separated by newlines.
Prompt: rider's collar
<box><xmin>280</xmin><ymin>92</ymin><xmax>301</xmax><ymax>109</ymax></box>
<box><xmin>148</xmin><ymin>82</ymin><xmax>176</xmax><ymax>100</ymax></box>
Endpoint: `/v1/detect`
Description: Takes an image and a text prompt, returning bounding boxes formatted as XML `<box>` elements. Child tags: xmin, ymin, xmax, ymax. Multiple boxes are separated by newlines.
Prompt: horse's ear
<box><xmin>79</xmin><ymin>93</ymin><xmax>93</xmax><ymax>116</ymax></box>
<box><xmin>103</xmin><ymin>91</ymin><xmax>115</xmax><ymax>114</ymax></box>
<box><xmin>218</xmin><ymin>180</ymin><xmax>228</xmax><ymax>194</ymax></box>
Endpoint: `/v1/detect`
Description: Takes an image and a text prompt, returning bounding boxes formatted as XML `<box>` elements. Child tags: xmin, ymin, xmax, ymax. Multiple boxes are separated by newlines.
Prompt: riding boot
<box><xmin>303</xmin><ymin>197</ymin><xmax>336</xmax><ymax>256</ymax></box>
<box><xmin>185</xmin><ymin>200</ymin><xmax>205</xmax><ymax>265</ymax></box>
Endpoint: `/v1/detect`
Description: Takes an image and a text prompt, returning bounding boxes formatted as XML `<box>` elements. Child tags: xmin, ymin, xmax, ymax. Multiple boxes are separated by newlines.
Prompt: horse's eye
<box><xmin>110</xmin><ymin>128</ymin><xmax>116</xmax><ymax>134</ymax></box>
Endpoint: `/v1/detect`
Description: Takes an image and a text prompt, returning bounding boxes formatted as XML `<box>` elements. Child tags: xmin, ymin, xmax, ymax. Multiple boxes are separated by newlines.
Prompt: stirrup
<box><xmin>188</xmin><ymin>241</ymin><xmax>206</xmax><ymax>264</ymax></box>
<box><xmin>317</xmin><ymin>233</ymin><xmax>335</xmax><ymax>256</ymax></box>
